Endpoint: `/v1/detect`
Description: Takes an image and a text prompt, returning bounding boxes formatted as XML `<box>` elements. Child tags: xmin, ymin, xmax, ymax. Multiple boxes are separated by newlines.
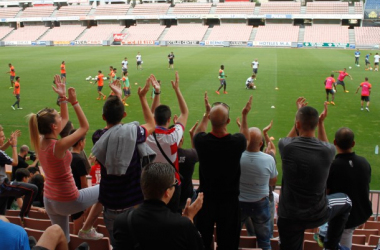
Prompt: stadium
<box><xmin>1</xmin><ymin>0</ymin><xmax>380</xmax><ymax>249</ymax></box>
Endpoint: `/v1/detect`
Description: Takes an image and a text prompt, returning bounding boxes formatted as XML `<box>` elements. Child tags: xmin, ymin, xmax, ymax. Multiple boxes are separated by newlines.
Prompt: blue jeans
<box><xmin>240</xmin><ymin>197</ymin><xmax>271</xmax><ymax>250</ymax></box>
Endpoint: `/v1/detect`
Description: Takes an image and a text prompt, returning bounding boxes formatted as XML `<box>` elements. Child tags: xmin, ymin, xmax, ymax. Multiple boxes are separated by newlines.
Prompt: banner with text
<box><xmin>122</xmin><ymin>40</ymin><xmax>155</xmax><ymax>45</ymax></box>
<box><xmin>113</xmin><ymin>33</ymin><xmax>126</xmax><ymax>42</ymax></box>
<box><xmin>252</xmin><ymin>41</ymin><xmax>292</xmax><ymax>47</ymax></box>
<box><xmin>303</xmin><ymin>42</ymin><xmax>349</xmax><ymax>48</ymax></box>
<box><xmin>166</xmin><ymin>40</ymin><xmax>199</xmax><ymax>45</ymax></box>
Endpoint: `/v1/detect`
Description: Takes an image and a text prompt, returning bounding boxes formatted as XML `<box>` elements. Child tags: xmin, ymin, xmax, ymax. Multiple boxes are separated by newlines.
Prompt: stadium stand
<box><xmin>55</xmin><ymin>5</ymin><xmax>92</xmax><ymax>17</ymax></box>
<box><xmin>306</xmin><ymin>1</ymin><xmax>349</xmax><ymax>14</ymax></box>
<box><xmin>214</xmin><ymin>2</ymin><xmax>255</xmax><ymax>14</ymax></box>
<box><xmin>131</xmin><ymin>3</ymin><xmax>170</xmax><ymax>15</ymax></box>
<box><xmin>0</xmin><ymin>7</ymin><xmax>21</xmax><ymax>18</ymax></box>
<box><xmin>304</xmin><ymin>25</ymin><xmax>349</xmax><ymax>43</ymax></box>
<box><xmin>365</xmin><ymin>0</ymin><xmax>379</xmax><ymax>9</ymax></box>
<box><xmin>78</xmin><ymin>24</ymin><xmax>124</xmax><ymax>41</ymax></box>
<box><xmin>123</xmin><ymin>24</ymin><xmax>165</xmax><ymax>42</ymax></box>
<box><xmin>40</xmin><ymin>25</ymin><xmax>87</xmax><ymax>41</ymax></box>
<box><xmin>259</xmin><ymin>2</ymin><xmax>301</xmax><ymax>14</ymax></box>
<box><xmin>354</xmin><ymin>27</ymin><xmax>380</xmax><ymax>45</ymax></box>
<box><xmin>161</xmin><ymin>24</ymin><xmax>208</xmax><ymax>41</ymax></box>
<box><xmin>3</xmin><ymin>25</ymin><xmax>49</xmax><ymax>41</ymax></box>
<box><xmin>0</xmin><ymin>26</ymin><xmax>15</xmax><ymax>40</ymax></box>
<box><xmin>207</xmin><ymin>24</ymin><xmax>252</xmax><ymax>41</ymax></box>
<box><xmin>19</xmin><ymin>6</ymin><xmax>56</xmax><ymax>18</ymax></box>
<box><xmin>172</xmin><ymin>3</ymin><xmax>211</xmax><ymax>14</ymax></box>
<box><xmin>354</xmin><ymin>2</ymin><xmax>363</xmax><ymax>14</ymax></box>
<box><xmin>93</xmin><ymin>4</ymin><xmax>130</xmax><ymax>16</ymax></box>
<box><xmin>254</xmin><ymin>24</ymin><xmax>299</xmax><ymax>42</ymax></box>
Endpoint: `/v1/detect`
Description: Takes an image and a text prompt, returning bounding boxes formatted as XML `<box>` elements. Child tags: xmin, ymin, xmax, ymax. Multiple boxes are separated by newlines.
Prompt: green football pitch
<box><xmin>1</xmin><ymin>46</ymin><xmax>379</xmax><ymax>188</ymax></box>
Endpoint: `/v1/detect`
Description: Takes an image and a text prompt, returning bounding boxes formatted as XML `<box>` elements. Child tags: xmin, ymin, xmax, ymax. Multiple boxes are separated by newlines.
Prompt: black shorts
<box><xmin>375</xmin><ymin>62</ymin><xmax>379</xmax><ymax>66</ymax></box>
<box><xmin>325</xmin><ymin>89</ymin><xmax>334</xmax><ymax>95</ymax></box>
<box><xmin>10</xmin><ymin>76</ymin><xmax>15</xmax><ymax>81</ymax></box>
<box><xmin>97</xmin><ymin>86</ymin><xmax>103</xmax><ymax>91</ymax></box>
<box><xmin>253</xmin><ymin>68</ymin><xmax>258</xmax><ymax>74</ymax></box>
<box><xmin>137</xmin><ymin>61</ymin><xmax>141</xmax><ymax>65</ymax></box>
<box><xmin>123</xmin><ymin>88</ymin><xmax>130</xmax><ymax>96</ymax></box>
<box><xmin>122</xmin><ymin>68</ymin><xmax>128</xmax><ymax>73</ymax></box>
<box><xmin>169</xmin><ymin>60</ymin><xmax>174</xmax><ymax>65</ymax></box>
<box><xmin>366</xmin><ymin>60</ymin><xmax>370</xmax><ymax>65</ymax></box>
<box><xmin>336</xmin><ymin>80</ymin><xmax>345</xmax><ymax>86</ymax></box>
<box><xmin>220</xmin><ymin>79</ymin><xmax>226</xmax><ymax>85</ymax></box>
<box><xmin>61</xmin><ymin>73</ymin><xmax>66</xmax><ymax>78</ymax></box>
<box><xmin>361</xmin><ymin>96</ymin><xmax>370</xmax><ymax>102</ymax></box>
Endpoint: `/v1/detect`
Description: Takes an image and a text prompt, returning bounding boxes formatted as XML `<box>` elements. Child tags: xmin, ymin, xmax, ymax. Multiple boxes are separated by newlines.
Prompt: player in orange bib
<box><xmin>94</xmin><ymin>70</ymin><xmax>106</xmax><ymax>100</ymax></box>
<box><xmin>356</xmin><ymin>77</ymin><xmax>372</xmax><ymax>112</ymax></box>
<box><xmin>60</xmin><ymin>61</ymin><xmax>66</xmax><ymax>80</ymax></box>
<box><xmin>6</xmin><ymin>63</ymin><xmax>16</xmax><ymax>89</ymax></box>
<box><xmin>324</xmin><ymin>74</ymin><xmax>336</xmax><ymax>105</ymax></box>
<box><xmin>11</xmin><ymin>76</ymin><xmax>22</xmax><ymax>110</ymax></box>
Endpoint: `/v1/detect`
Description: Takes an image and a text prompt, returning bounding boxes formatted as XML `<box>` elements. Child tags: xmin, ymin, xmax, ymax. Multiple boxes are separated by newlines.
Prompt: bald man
<box><xmin>239</xmin><ymin>127</ymin><xmax>277</xmax><ymax>250</ymax></box>
<box><xmin>193</xmin><ymin>93</ymin><xmax>251</xmax><ymax>250</ymax></box>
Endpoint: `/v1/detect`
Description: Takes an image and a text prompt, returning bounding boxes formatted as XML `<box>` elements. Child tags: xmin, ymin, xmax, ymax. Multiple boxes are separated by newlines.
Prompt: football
<box><xmin>349</xmin><ymin>66</ymin><xmax>352</xmax><ymax>69</ymax></box>
<box><xmin>253</xmin><ymin>86</ymin><xmax>257</xmax><ymax>89</ymax></box>
<box><xmin>332</xmin><ymin>89</ymin><xmax>336</xmax><ymax>93</ymax></box>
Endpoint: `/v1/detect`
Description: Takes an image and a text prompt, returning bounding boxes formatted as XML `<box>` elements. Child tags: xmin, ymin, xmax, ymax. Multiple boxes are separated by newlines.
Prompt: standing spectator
<box><xmin>239</xmin><ymin>127</ymin><xmax>277</xmax><ymax>250</ymax></box>
<box><xmin>168</xmin><ymin>52</ymin><xmax>175</xmax><ymax>69</ymax></box>
<box><xmin>30</xmin><ymin>174</ymin><xmax>45</xmax><ymax>208</ymax></box>
<box><xmin>113</xmin><ymin>162</ymin><xmax>204</xmax><ymax>250</ymax></box>
<box><xmin>147</xmin><ymin>72</ymin><xmax>189</xmax><ymax>213</ymax></box>
<box><xmin>193</xmin><ymin>93</ymin><xmax>251</xmax><ymax>250</ymax></box>
<box><xmin>251</xmin><ymin>58</ymin><xmax>259</xmax><ymax>75</ymax></box>
<box><xmin>6</xmin><ymin>63</ymin><xmax>16</xmax><ymax>89</ymax></box>
<box><xmin>136</xmin><ymin>52</ymin><xmax>142</xmax><ymax>70</ymax></box>
<box><xmin>277</xmin><ymin>98</ymin><xmax>352</xmax><ymax>250</ymax></box>
<box><xmin>0</xmin><ymin>126</ymin><xmax>36</xmax><ymax>219</ymax></box>
<box><xmin>11</xmin><ymin>145</ymin><xmax>38</xmax><ymax>181</ymax></box>
<box><xmin>121</xmin><ymin>57</ymin><xmax>128</xmax><ymax>73</ymax></box>
<box><xmin>355</xmin><ymin>77</ymin><xmax>371</xmax><ymax>111</ymax></box>
<box><xmin>326</xmin><ymin>127</ymin><xmax>372</xmax><ymax>249</ymax></box>
<box><xmin>11</xmin><ymin>76</ymin><xmax>22</xmax><ymax>110</ymax></box>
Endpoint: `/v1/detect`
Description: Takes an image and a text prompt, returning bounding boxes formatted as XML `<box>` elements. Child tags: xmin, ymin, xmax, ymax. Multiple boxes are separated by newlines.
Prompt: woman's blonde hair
<box><xmin>28</xmin><ymin>108</ymin><xmax>56</xmax><ymax>152</ymax></box>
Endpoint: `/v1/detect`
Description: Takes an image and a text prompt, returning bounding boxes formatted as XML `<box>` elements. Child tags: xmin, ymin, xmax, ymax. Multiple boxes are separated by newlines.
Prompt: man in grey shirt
<box><xmin>239</xmin><ymin>127</ymin><xmax>277</xmax><ymax>250</ymax></box>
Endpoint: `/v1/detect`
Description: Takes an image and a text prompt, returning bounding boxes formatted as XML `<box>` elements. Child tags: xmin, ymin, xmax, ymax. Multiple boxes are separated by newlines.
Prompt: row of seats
<box><xmin>0</xmin><ymin>2</ymin><xmax>366</xmax><ymax>18</ymax></box>
<box><xmin>354</xmin><ymin>27</ymin><xmax>380</xmax><ymax>45</ymax></box>
<box><xmin>79</xmin><ymin>24</ymin><xmax>124</xmax><ymax>41</ymax></box>
<box><xmin>304</xmin><ymin>25</ymin><xmax>349</xmax><ymax>43</ymax></box>
<box><xmin>207</xmin><ymin>24</ymin><xmax>252</xmax><ymax>42</ymax></box>
<box><xmin>3</xmin><ymin>25</ymin><xmax>49</xmax><ymax>41</ymax></box>
<box><xmin>163</xmin><ymin>24</ymin><xmax>208</xmax><ymax>41</ymax></box>
<box><xmin>123</xmin><ymin>24</ymin><xmax>165</xmax><ymax>42</ymax></box>
<box><xmin>255</xmin><ymin>24</ymin><xmax>299</xmax><ymax>42</ymax></box>
<box><xmin>41</xmin><ymin>25</ymin><xmax>86</xmax><ymax>41</ymax></box>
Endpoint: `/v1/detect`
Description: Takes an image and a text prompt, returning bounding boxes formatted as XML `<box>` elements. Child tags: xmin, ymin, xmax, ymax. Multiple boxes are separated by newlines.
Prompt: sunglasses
<box><xmin>170</xmin><ymin>179</ymin><xmax>179</xmax><ymax>189</ymax></box>
<box><xmin>212</xmin><ymin>102</ymin><xmax>230</xmax><ymax>111</ymax></box>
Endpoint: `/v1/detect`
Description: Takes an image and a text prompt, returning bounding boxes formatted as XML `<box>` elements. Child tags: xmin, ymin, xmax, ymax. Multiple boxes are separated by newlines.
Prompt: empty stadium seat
<box><xmin>68</xmin><ymin>235</ymin><xmax>111</xmax><ymax>250</ymax></box>
<box><xmin>173</xmin><ymin>3</ymin><xmax>211</xmax><ymax>14</ymax></box>
<box><xmin>354</xmin><ymin>27</ymin><xmax>380</xmax><ymax>45</ymax></box>
<box><xmin>254</xmin><ymin>24</ymin><xmax>299</xmax><ymax>42</ymax></box>
<box><xmin>306</xmin><ymin>1</ymin><xmax>349</xmax><ymax>14</ymax></box>
<box><xmin>78</xmin><ymin>25</ymin><xmax>124</xmax><ymax>41</ymax></box>
<box><xmin>162</xmin><ymin>24</ymin><xmax>207</xmax><ymax>41</ymax></box>
<box><xmin>239</xmin><ymin>236</ymin><xmax>257</xmax><ymax>248</ymax></box>
<box><xmin>24</xmin><ymin>227</ymin><xmax>44</xmax><ymax>241</ymax></box>
<box><xmin>55</xmin><ymin>5</ymin><xmax>92</xmax><ymax>17</ymax></box>
<box><xmin>3</xmin><ymin>26</ymin><xmax>49</xmax><ymax>42</ymax></box>
<box><xmin>123</xmin><ymin>24</ymin><xmax>165</xmax><ymax>42</ymax></box>
<box><xmin>259</xmin><ymin>2</ymin><xmax>301</xmax><ymax>14</ymax></box>
<box><xmin>207</xmin><ymin>24</ymin><xmax>252</xmax><ymax>42</ymax></box>
<box><xmin>5</xmin><ymin>215</ymin><xmax>23</xmax><ymax>226</ymax></box>
<box><xmin>132</xmin><ymin>3</ymin><xmax>169</xmax><ymax>15</ymax></box>
<box><xmin>0</xmin><ymin>7</ymin><xmax>21</xmax><ymax>18</ymax></box>
<box><xmin>304</xmin><ymin>25</ymin><xmax>349</xmax><ymax>43</ymax></box>
<box><xmin>215</xmin><ymin>2</ymin><xmax>255</xmax><ymax>14</ymax></box>
<box><xmin>20</xmin><ymin>6</ymin><xmax>56</xmax><ymax>18</ymax></box>
<box><xmin>93</xmin><ymin>4</ymin><xmax>130</xmax><ymax>16</ymax></box>
<box><xmin>40</xmin><ymin>25</ymin><xmax>86</xmax><ymax>41</ymax></box>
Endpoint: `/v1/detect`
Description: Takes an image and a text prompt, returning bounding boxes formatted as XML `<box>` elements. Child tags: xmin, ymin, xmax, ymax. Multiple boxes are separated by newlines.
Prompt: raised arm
<box><xmin>318</xmin><ymin>102</ymin><xmax>328</xmax><ymax>142</ymax></box>
<box><xmin>109</xmin><ymin>79</ymin><xmax>122</xmax><ymax>100</ymax></box>
<box><xmin>0</xmin><ymin>130</ymin><xmax>21</xmax><ymax>151</ymax></box>
<box><xmin>139</xmin><ymin>77</ymin><xmax>155</xmax><ymax>135</ymax></box>
<box><xmin>189</xmin><ymin>121</ymin><xmax>199</xmax><ymax>149</ymax></box>
<box><xmin>9</xmin><ymin>132</ymin><xmax>19</xmax><ymax>166</ymax></box>
<box><xmin>150</xmin><ymin>75</ymin><xmax>161</xmax><ymax>114</ymax></box>
<box><xmin>172</xmin><ymin>71</ymin><xmax>189</xmax><ymax>128</ymax></box>
<box><xmin>240</xmin><ymin>96</ymin><xmax>252</xmax><ymax>143</ymax></box>
<box><xmin>263</xmin><ymin>120</ymin><xmax>276</xmax><ymax>156</ymax></box>
<box><xmin>194</xmin><ymin>92</ymin><xmax>211</xmax><ymax>135</ymax></box>
<box><xmin>287</xmin><ymin>97</ymin><xmax>308</xmax><ymax>137</ymax></box>
<box><xmin>55</xmin><ymin>87</ymin><xmax>89</xmax><ymax>158</ymax></box>
<box><xmin>52</xmin><ymin>75</ymin><xmax>69</xmax><ymax>131</ymax></box>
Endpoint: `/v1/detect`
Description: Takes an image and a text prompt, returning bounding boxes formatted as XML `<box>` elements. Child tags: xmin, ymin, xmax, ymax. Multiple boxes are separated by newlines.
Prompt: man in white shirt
<box><xmin>121</xmin><ymin>57</ymin><xmax>128</xmax><ymax>73</ymax></box>
<box><xmin>146</xmin><ymin>71</ymin><xmax>189</xmax><ymax>213</ymax></box>
<box><xmin>246</xmin><ymin>74</ymin><xmax>256</xmax><ymax>90</ymax></box>
<box><xmin>252</xmin><ymin>59</ymin><xmax>259</xmax><ymax>75</ymax></box>
<box><xmin>374</xmin><ymin>53</ymin><xmax>380</xmax><ymax>72</ymax></box>
<box><xmin>136</xmin><ymin>52</ymin><xmax>142</xmax><ymax>70</ymax></box>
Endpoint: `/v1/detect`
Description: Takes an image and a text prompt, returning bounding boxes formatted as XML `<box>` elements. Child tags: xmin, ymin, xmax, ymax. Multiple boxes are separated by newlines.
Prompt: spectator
<box><xmin>27</xmin><ymin>166</ymin><xmax>40</xmax><ymax>178</ymax></box>
<box><xmin>113</xmin><ymin>162</ymin><xmax>204</xmax><ymax>250</ymax></box>
<box><xmin>239</xmin><ymin>127</ymin><xmax>277</xmax><ymax>250</ymax></box>
<box><xmin>0</xmin><ymin>126</ymin><xmax>36</xmax><ymax>219</ymax></box>
<box><xmin>11</xmin><ymin>145</ymin><xmax>38</xmax><ymax>181</ymax></box>
<box><xmin>193</xmin><ymin>93</ymin><xmax>252</xmax><ymax>250</ymax></box>
<box><xmin>326</xmin><ymin>127</ymin><xmax>372</xmax><ymax>249</ymax></box>
<box><xmin>28</xmin><ymin>75</ymin><xmax>100</xmax><ymax>241</ymax></box>
<box><xmin>91</xmin><ymin>77</ymin><xmax>156</xmax><ymax>246</ymax></box>
<box><xmin>277</xmin><ymin>98</ymin><xmax>352</xmax><ymax>250</ymax></box>
<box><xmin>147</xmin><ymin>72</ymin><xmax>189</xmax><ymax>213</ymax></box>
<box><xmin>89</xmin><ymin>160</ymin><xmax>101</xmax><ymax>186</ymax></box>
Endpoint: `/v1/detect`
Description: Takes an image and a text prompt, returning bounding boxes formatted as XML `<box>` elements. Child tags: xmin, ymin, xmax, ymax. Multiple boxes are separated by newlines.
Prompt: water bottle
<box><xmin>375</xmin><ymin>145</ymin><xmax>379</xmax><ymax>155</ymax></box>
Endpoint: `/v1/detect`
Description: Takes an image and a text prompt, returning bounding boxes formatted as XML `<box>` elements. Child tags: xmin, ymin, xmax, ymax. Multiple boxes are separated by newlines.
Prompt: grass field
<box><xmin>1</xmin><ymin>46</ymin><xmax>379</xmax><ymax>188</ymax></box>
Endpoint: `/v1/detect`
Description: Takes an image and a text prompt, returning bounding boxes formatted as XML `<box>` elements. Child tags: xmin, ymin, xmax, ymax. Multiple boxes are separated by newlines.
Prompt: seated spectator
<box><xmin>27</xmin><ymin>166</ymin><xmax>40</xmax><ymax>178</ymax></box>
<box><xmin>113</xmin><ymin>162</ymin><xmax>204</xmax><ymax>250</ymax></box>
<box><xmin>30</xmin><ymin>174</ymin><xmax>45</xmax><ymax>208</ymax></box>
<box><xmin>11</xmin><ymin>145</ymin><xmax>39</xmax><ymax>181</ymax></box>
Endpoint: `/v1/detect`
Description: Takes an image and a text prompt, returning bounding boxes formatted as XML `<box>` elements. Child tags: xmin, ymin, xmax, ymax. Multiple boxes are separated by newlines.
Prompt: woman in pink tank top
<box><xmin>28</xmin><ymin>75</ymin><xmax>102</xmax><ymax>242</ymax></box>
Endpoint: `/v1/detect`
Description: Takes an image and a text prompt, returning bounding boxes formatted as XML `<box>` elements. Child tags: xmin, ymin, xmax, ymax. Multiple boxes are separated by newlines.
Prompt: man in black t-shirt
<box><xmin>194</xmin><ymin>93</ymin><xmax>252</xmax><ymax>250</ymax></box>
<box><xmin>168</xmin><ymin>52</ymin><xmax>175</xmax><ymax>69</ymax></box>
<box><xmin>11</xmin><ymin>145</ymin><xmax>38</xmax><ymax>181</ymax></box>
<box><xmin>278</xmin><ymin>98</ymin><xmax>352</xmax><ymax>250</ymax></box>
<box><xmin>326</xmin><ymin>127</ymin><xmax>372</xmax><ymax>249</ymax></box>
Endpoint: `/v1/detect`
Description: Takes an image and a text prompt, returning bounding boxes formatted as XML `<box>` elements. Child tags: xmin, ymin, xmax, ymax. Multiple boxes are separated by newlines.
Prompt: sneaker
<box><xmin>326</xmin><ymin>102</ymin><xmax>330</xmax><ymax>105</ymax></box>
<box><xmin>11</xmin><ymin>106</ymin><xmax>15</xmax><ymax>110</ymax></box>
<box><xmin>344</xmin><ymin>90</ymin><xmax>349</xmax><ymax>93</ymax></box>
<box><xmin>361</xmin><ymin>108</ymin><xmax>364</xmax><ymax>111</ymax></box>
<box><xmin>124</xmin><ymin>103</ymin><xmax>129</xmax><ymax>106</ymax></box>
<box><xmin>366</xmin><ymin>107</ymin><xmax>369</xmax><ymax>112</ymax></box>
<box><xmin>78</xmin><ymin>228</ymin><xmax>103</xmax><ymax>240</ymax></box>
<box><xmin>96</xmin><ymin>98</ymin><xmax>100</xmax><ymax>100</ymax></box>
<box><xmin>330</xmin><ymin>102</ymin><xmax>335</xmax><ymax>106</ymax></box>
<box><xmin>224</xmin><ymin>91</ymin><xmax>228</xmax><ymax>94</ymax></box>
<box><xmin>17</xmin><ymin>107</ymin><xmax>23</xmax><ymax>110</ymax></box>
<box><xmin>215</xmin><ymin>91</ymin><xmax>220</xmax><ymax>95</ymax></box>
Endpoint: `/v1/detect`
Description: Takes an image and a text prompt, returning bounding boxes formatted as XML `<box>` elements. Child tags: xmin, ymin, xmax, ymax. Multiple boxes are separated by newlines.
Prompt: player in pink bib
<box><xmin>333</xmin><ymin>68</ymin><xmax>353</xmax><ymax>93</ymax></box>
<box><xmin>324</xmin><ymin>74</ymin><xmax>336</xmax><ymax>105</ymax></box>
<box><xmin>355</xmin><ymin>77</ymin><xmax>372</xmax><ymax>111</ymax></box>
